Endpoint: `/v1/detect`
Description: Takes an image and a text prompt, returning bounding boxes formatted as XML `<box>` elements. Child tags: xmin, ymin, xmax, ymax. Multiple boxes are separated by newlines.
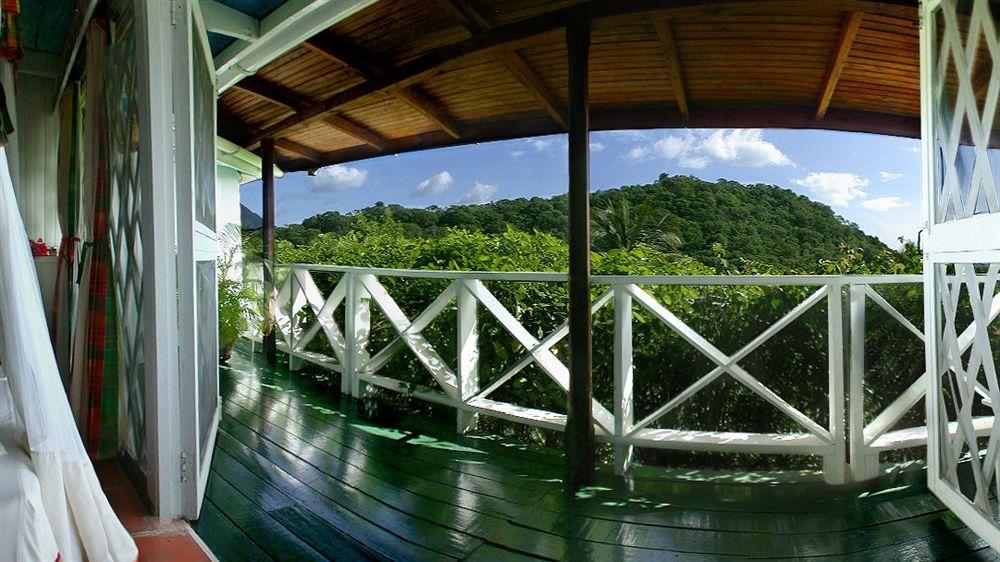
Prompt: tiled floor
<box><xmin>97</xmin><ymin>461</ymin><xmax>216</xmax><ymax>562</ymax></box>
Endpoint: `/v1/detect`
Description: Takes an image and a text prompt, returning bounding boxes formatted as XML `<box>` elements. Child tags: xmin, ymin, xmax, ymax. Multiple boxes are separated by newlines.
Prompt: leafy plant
<box><xmin>218</xmin><ymin>224</ymin><xmax>262</xmax><ymax>360</ymax></box>
<box><xmin>591</xmin><ymin>196</ymin><xmax>682</xmax><ymax>253</ymax></box>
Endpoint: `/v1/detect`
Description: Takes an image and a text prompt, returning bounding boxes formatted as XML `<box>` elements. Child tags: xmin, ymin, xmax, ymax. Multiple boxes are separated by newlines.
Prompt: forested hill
<box><xmin>271</xmin><ymin>174</ymin><xmax>887</xmax><ymax>269</ymax></box>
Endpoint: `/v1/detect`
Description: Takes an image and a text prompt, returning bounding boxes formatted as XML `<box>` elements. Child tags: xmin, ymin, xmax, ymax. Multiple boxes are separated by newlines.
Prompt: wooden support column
<box><xmin>565</xmin><ymin>16</ymin><xmax>596</xmax><ymax>491</ymax></box>
<box><xmin>262</xmin><ymin>138</ymin><xmax>277</xmax><ymax>366</ymax></box>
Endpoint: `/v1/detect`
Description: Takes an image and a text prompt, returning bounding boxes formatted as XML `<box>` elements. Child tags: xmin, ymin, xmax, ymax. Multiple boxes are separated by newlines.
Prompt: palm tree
<box><xmin>591</xmin><ymin>197</ymin><xmax>682</xmax><ymax>252</ymax></box>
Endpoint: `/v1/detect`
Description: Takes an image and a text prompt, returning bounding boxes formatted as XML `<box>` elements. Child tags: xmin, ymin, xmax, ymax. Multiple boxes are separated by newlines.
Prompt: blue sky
<box><xmin>240</xmin><ymin>128</ymin><xmax>923</xmax><ymax>248</ymax></box>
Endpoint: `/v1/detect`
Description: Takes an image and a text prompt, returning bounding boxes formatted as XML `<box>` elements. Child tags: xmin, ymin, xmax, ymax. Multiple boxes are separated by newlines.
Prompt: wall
<box><xmin>13</xmin><ymin>73</ymin><xmax>61</xmax><ymax>246</ymax></box>
<box><xmin>217</xmin><ymin>164</ymin><xmax>243</xmax><ymax>278</ymax></box>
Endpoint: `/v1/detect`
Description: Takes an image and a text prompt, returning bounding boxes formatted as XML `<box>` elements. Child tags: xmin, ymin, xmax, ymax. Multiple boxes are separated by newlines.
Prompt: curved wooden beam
<box><xmin>271</xmin><ymin>103</ymin><xmax>920</xmax><ymax>171</ymax></box>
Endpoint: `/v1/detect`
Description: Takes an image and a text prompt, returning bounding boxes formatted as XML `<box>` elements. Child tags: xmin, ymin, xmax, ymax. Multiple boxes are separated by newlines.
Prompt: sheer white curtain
<box><xmin>0</xmin><ymin>145</ymin><xmax>137</xmax><ymax>561</ymax></box>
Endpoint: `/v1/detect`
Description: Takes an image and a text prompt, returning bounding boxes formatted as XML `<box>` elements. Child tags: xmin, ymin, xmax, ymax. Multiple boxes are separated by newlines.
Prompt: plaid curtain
<box><xmin>82</xmin><ymin>90</ymin><xmax>119</xmax><ymax>460</ymax></box>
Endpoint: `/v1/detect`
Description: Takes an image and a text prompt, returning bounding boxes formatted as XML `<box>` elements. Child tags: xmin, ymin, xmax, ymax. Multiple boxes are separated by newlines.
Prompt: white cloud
<box><xmin>861</xmin><ymin>196</ymin><xmax>911</xmax><ymax>212</ymax></box>
<box><xmin>623</xmin><ymin>129</ymin><xmax>792</xmax><ymax>168</ymax></box>
<box><xmin>791</xmin><ymin>172</ymin><xmax>869</xmax><ymax>207</ymax></box>
<box><xmin>590</xmin><ymin>142</ymin><xmax>605</xmax><ymax>152</ymax></box>
<box><xmin>605</xmin><ymin>130</ymin><xmax>651</xmax><ymax>141</ymax></box>
<box><xmin>878</xmin><ymin>171</ymin><xmax>904</xmax><ymax>182</ymax></box>
<box><xmin>529</xmin><ymin>137</ymin><xmax>556</xmax><ymax>152</ymax></box>
<box><xmin>459</xmin><ymin>181</ymin><xmax>500</xmax><ymax>205</ymax></box>
<box><xmin>509</xmin><ymin>150</ymin><xmax>525</xmax><ymax>159</ymax></box>
<box><xmin>904</xmin><ymin>144</ymin><xmax>921</xmax><ymax>153</ymax></box>
<box><xmin>413</xmin><ymin>170</ymin><xmax>453</xmax><ymax>197</ymax></box>
<box><xmin>625</xmin><ymin>146</ymin><xmax>650</xmax><ymax>160</ymax></box>
<box><xmin>309</xmin><ymin>164</ymin><xmax>368</xmax><ymax>191</ymax></box>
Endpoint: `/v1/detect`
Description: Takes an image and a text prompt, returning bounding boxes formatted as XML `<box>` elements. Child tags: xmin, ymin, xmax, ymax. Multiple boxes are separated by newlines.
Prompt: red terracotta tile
<box><xmin>135</xmin><ymin>531</ymin><xmax>213</xmax><ymax>562</ymax></box>
<box><xmin>95</xmin><ymin>461</ymin><xmax>215</xmax><ymax>560</ymax></box>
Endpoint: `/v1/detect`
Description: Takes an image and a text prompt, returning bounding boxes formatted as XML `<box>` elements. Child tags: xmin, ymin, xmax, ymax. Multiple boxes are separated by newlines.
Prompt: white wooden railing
<box><xmin>254</xmin><ymin>265</ymin><xmax>994</xmax><ymax>484</ymax></box>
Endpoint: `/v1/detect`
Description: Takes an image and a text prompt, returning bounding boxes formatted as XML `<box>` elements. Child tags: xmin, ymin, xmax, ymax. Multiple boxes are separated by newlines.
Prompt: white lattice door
<box><xmin>175</xmin><ymin>0</ymin><xmax>221</xmax><ymax>520</ymax></box>
<box><xmin>924</xmin><ymin>0</ymin><xmax>1000</xmax><ymax>548</ymax></box>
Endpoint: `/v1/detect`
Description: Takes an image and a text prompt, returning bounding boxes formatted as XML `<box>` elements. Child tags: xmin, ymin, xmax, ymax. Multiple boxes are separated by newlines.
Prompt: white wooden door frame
<box><xmin>134</xmin><ymin>0</ymin><xmax>182</xmax><ymax>518</ymax></box>
<box><xmin>175</xmin><ymin>0</ymin><xmax>222</xmax><ymax>520</ymax></box>
<box><xmin>923</xmin><ymin>0</ymin><xmax>1000</xmax><ymax>551</ymax></box>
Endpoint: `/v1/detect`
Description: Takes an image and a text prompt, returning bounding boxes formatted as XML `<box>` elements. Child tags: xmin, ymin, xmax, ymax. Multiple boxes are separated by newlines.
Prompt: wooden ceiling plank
<box><xmin>499</xmin><ymin>50</ymin><xmax>568</xmax><ymax>129</ymax></box>
<box><xmin>395</xmin><ymin>87</ymin><xmax>463</xmax><ymax>138</ymax></box>
<box><xmin>653</xmin><ymin>19</ymin><xmax>689</xmax><ymax>120</ymax></box>
<box><xmin>324</xmin><ymin>114</ymin><xmax>389</xmax><ymax>149</ymax></box>
<box><xmin>816</xmin><ymin>10</ymin><xmax>865</xmax><ymax>120</ymax></box>
<box><xmin>244</xmin><ymin>0</ymin><xmax>916</xmax><ymax>146</ymax></box>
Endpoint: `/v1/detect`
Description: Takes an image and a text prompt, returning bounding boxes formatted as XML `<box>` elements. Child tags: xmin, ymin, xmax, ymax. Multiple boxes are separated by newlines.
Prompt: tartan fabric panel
<box><xmin>82</xmin><ymin>85</ymin><xmax>118</xmax><ymax>460</ymax></box>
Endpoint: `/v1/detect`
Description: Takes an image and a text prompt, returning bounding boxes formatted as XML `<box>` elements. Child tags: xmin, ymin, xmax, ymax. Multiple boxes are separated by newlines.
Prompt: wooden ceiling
<box><xmin>218</xmin><ymin>0</ymin><xmax>921</xmax><ymax>173</ymax></box>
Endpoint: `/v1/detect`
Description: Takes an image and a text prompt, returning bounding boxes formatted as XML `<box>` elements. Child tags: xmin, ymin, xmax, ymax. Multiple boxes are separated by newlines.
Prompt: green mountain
<box><xmin>275</xmin><ymin>174</ymin><xmax>887</xmax><ymax>270</ymax></box>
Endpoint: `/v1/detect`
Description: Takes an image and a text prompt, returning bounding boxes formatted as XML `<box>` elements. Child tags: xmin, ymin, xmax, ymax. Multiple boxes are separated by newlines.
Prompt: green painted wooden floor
<box><xmin>193</xmin><ymin>342</ymin><xmax>998</xmax><ymax>561</ymax></box>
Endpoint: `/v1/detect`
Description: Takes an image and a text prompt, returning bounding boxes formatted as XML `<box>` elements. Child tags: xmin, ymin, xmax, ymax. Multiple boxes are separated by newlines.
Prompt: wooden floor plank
<box><xmin>211</xmin><ymin>446</ymin><xmax>379</xmax><ymax>561</ymax></box>
<box><xmin>192</xmin><ymin>499</ymin><xmax>274</xmax><ymax>562</ymax></box>
<box><xmin>191</xmin><ymin>343</ymin><xmax>994</xmax><ymax>562</ymax></box>
<box><xmin>206</xmin><ymin>471</ymin><xmax>328</xmax><ymax>562</ymax></box>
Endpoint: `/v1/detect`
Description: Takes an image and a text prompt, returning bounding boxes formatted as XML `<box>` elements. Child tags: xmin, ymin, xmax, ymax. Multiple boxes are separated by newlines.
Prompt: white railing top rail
<box><xmin>279</xmin><ymin>263</ymin><xmax>922</xmax><ymax>285</ymax></box>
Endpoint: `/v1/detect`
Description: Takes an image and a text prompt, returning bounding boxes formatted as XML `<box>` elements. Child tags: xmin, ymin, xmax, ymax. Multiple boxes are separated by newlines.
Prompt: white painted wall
<box><xmin>12</xmin><ymin>73</ymin><xmax>61</xmax><ymax>246</ymax></box>
<box><xmin>217</xmin><ymin>163</ymin><xmax>243</xmax><ymax>278</ymax></box>
<box><xmin>217</xmin><ymin>164</ymin><xmax>242</xmax><ymax>233</ymax></box>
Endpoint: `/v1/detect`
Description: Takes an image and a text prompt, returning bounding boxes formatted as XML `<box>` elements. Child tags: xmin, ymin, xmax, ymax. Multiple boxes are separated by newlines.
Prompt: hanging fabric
<box><xmin>0</xmin><ymin>141</ymin><xmax>137</xmax><ymax>560</ymax></box>
<box><xmin>70</xmin><ymin>22</ymin><xmax>118</xmax><ymax>460</ymax></box>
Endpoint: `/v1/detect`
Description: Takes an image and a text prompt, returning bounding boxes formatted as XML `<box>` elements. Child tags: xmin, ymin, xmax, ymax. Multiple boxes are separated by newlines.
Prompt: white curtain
<box><xmin>0</xmin><ymin>145</ymin><xmax>136</xmax><ymax>561</ymax></box>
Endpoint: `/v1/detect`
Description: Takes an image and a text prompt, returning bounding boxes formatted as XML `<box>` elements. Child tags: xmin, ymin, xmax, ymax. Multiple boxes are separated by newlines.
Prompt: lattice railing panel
<box><xmin>933</xmin><ymin>264</ymin><xmax>1000</xmax><ymax>513</ymax></box>
<box><xmin>105</xmin><ymin>3</ymin><xmax>146</xmax><ymax>471</ymax></box>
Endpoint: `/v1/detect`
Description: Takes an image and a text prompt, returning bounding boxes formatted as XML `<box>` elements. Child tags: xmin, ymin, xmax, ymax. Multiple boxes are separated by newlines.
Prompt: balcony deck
<box><xmin>193</xmin><ymin>342</ymin><xmax>997</xmax><ymax>561</ymax></box>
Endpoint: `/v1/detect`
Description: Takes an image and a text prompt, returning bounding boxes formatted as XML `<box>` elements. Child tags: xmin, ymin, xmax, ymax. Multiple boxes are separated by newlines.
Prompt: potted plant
<box><xmin>218</xmin><ymin>225</ymin><xmax>262</xmax><ymax>362</ymax></box>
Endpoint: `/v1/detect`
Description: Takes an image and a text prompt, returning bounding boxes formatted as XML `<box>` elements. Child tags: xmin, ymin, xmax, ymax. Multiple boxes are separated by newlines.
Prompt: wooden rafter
<box><xmin>275</xmin><ymin>138</ymin><xmax>324</xmax><ymax>163</ymax></box>
<box><xmin>324</xmin><ymin>114</ymin><xmax>388</xmax><ymax>150</ymax></box>
<box><xmin>218</xmin><ymin>105</ymin><xmax>256</xmax><ymax>145</ymax></box>
<box><xmin>438</xmin><ymin>0</ymin><xmax>493</xmax><ymax>34</ymax></box>
<box><xmin>234</xmin><ymin>70</ymin><xmax>387</xmax><ymax>155</ymax></box>
<box><xmin>395</xmin><ymin>87</ymin><xmax>463</xmax><ymax>138</ymax></box>
<box><xmin>440</xmin><ymin>0</ymin><xmax>567</xmax><ymax>130</ymax></box>
<box><xmin>499</xmin><ymin>50</ymin><xmax>568</xmax><ymax>129</ymax></box>
<box><xmin>201</xmin><ymin>0</ymin><xmax>259</xmax><ymax>41</ymax></box>
<box><xmin>233</xmin><ymin>76</ymin><xmax>311</xmax><ymax>112</ymax></box>
<box><xmin>816</xmin><ymin>10</ymin><xmax>865</xmax><ymax>120</ymax></box>
<box><xmin>303</xmin><ymin>31</ymin><xmax>385</xmax><ymax>81</ymax></box>
<box><xmin>653</xmin><ymin>19</ymin><xmax>689</xmax><ymax>121</ymax></box>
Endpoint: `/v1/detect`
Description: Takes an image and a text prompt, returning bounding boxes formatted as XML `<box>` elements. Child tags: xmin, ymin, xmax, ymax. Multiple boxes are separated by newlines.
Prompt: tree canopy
<box><xmin>263</xmin><ymin>174</ymin><xmax>887</xmax><ymax>270</ymax></box>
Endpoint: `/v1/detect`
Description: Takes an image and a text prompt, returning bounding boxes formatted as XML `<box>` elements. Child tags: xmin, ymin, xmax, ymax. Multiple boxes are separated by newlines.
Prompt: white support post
<box><xmin>824</xmin><ymin>284</ymin><xmax>848</xmax><ymax>484</ymax></box>
<box><xmin>343</xmin><ymin>273</ymin><xmax>370</xmax><ymax>396</ymax></box>
<box><xmin>456</xmin><ymin>279</ymin><xmax>480</xmax><ymax>433</ymax></box>
<box><xmin>849</xmin><ymin>284</ymin><xmax>879</xmax><ymax>481</ymax></box>
<box><xmin>614</xmin><ymin>284</ymin><xmax>634</xmax><ymax>475</ymax></box>
<box><xmin>288</xmin><ymin>272</ymin><xmax>303</xmax><ymax>371</ymax></box>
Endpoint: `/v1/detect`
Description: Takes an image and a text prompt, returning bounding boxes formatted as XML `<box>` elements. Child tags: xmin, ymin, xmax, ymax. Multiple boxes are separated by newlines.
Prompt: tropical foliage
<box><xmin>270</xmin><ymin>174</ymin><xmax>888</xmax><ymax>269</ymax></box>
